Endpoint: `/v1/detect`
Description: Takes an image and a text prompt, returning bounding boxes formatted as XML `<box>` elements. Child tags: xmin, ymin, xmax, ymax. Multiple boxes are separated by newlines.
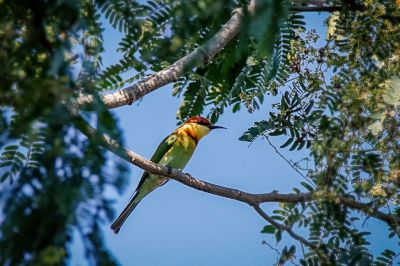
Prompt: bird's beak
<box><xmin>209</xmin><ymin>125</ymin><xmax>227</xmax><ymax>130</ymax></box>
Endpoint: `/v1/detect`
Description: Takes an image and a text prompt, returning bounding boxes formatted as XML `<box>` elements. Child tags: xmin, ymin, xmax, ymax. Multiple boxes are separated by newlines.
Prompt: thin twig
<box><xmin>262</xmin><ymin>241</ymin><xmax>300</xmax><ymax>266</ymax></box>
<box><xmin>265</xmin><ymin>136</ymin><xmax>316</xmax><ymax>187</ymax></box>
<box><xmin>254</xmin><ymin>205</ymin><xmax>316</xmax><ymax>249</ymax></box>
<box><xmin>254</xmin><ymin>205</ymin><xmax>335</xmax><ymax>263</ymax></box>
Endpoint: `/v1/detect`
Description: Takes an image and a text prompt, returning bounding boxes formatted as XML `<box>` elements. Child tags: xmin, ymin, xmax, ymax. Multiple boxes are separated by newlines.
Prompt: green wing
<box><xmin>134</xmin><ymin>132</ymin><xmax>178</xmax><ymax>190</ymax></box>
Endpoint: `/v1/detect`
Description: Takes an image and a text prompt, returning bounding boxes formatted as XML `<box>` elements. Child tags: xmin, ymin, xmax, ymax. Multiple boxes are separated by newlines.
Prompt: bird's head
<box><xmin>179</xmin><ymin>116</ymin><xmax>226</xmax><ymax>142</ymax></box>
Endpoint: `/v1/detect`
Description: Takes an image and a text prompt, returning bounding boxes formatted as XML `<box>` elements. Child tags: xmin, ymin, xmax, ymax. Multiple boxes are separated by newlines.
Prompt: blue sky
<box><xmin>71</xmin><ymin>11</ymin><xmax>398</xmax><ymax>266</ymax></box>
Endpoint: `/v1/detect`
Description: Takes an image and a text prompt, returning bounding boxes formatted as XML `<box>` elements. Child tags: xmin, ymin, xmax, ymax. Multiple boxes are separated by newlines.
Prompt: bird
<box><xmin>111</xmin><ymin>116</ymin><xmax>226</xmax><ymax>234</ymax></box>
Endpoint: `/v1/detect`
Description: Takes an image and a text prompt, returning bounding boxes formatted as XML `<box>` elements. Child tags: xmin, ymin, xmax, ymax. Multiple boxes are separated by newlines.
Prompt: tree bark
<box><xmin>76</xmin><ymin>1</ymin><xmax>398</xmax><ymax>109</ymax></box>
<box><xmin>74</xmin><ymin>115</ymin><xmax>400</xmax><ymax>229</ymax></box>
<box><xmin>76</xmin><ymin>0</ymin><xmax>256</xmax><ymax>109</ymax></box>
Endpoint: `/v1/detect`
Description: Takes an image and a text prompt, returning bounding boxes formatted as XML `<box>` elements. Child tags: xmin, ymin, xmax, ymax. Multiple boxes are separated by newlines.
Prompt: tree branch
<box><xmin>290</xmin><ymin>2</ymin><xmax>399</xmax><ymax>23</ymax></box>
<box><xmin>77</xmin><ymin>0</ymin><xmax>256</xmax><ymax>109</ymax></box>
<box><xmin>76</xmin><ymin>1</ymin><xmax>398</xmax><ymax>109</ymax></box>
<box><xmin>290</xmin><ymin>5</ymin><xmax>343</xmax><ymax>12</ymax></box>
<box><xmin>254</xmin><ymin>204</ymin><xmax>334</xmax><ymax>263</ymax></box>
<box><xmin>253</xmin><ymin>205</ymin><xmax>316</xmax><ymax>249</ymax></box>
<box><xmin>338</xmin><ymin>197</ymin><xmax>400</xmax><ymax>228</ymax></box>
<box><xmin>74</xmin><ymin>115</ymin><xmax>400</xmax><ymax>230</ymax></box>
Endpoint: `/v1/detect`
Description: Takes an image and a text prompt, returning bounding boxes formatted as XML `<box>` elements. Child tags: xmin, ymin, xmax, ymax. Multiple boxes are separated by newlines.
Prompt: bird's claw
<box><xmin>184</xmin><ymin>172</ymin><xmax>193</xmax><ymax>178</ymax></box>
<box><xmin>166</xmin><ymin>166</ymin><xmax>173</xmax><ymax>174</ymax></box>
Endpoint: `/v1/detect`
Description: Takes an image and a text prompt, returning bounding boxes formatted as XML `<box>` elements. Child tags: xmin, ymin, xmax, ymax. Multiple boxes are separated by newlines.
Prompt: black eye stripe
<box><xmin>196</xmin><ymin>121</ymin><xmax>210</xmax><ymax>126</ymax></box>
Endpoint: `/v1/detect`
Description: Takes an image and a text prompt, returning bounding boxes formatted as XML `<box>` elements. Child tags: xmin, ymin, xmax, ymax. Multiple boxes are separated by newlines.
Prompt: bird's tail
<box><xmin>110</xmin><ymin>193</ymin><xmax>141</xmax><ymax>234</ymax></box>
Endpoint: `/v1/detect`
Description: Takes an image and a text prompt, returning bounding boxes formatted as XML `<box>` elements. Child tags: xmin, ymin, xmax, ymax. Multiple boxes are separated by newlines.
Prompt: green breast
<box><xmin>158</xmin><ymin>134</ymin><xmax>196</xmax><ymax>170</ymax></box>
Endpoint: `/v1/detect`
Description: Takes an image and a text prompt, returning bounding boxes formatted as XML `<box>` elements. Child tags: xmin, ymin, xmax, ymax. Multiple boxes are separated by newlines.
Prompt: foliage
<box><xmin>0</xmin><ymin>0</ymin><xmax>128</xmax><ymax>265</ymax></box>
<box><xmin>93</xmin><ymin>0</ymin><xmax>294</xmax><ymax>123</ymax></box>
<box><xmin>238</xmin><ymin>1</ymin><xmax>400</xmax><ymax>264</ymax></box>
<box><xmin>176</xmin><ymin>6</ymin><xmax>300</xmax><ymax>123</ymax></box>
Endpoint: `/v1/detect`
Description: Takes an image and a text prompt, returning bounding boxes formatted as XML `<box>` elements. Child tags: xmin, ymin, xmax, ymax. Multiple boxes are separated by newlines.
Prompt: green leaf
<box><xmin>0</xmin><ymin>161</ymin><xmax>13</xmax><ymax>167</ymax></box>
<box><xmin>280</xmin><ymin>137</ymin><xmax>293</xmax><ymax>148</ymax></box>
<box><xmin>275</xmin><ymin>229</ymin><xmax>282</xmax><ymax>243</ymax></box>
<box><xmin>301</xmin><ymin>182</ymin><xmax>314</xmax><ymax>192</ymax></box>
<box><xmin>4</xmin><ymin>145</ymin><xmax>18</xmax><ymax>151</ymax></box>
<box><xmin>261</xmin><ymin>225</ymin><xmax>276</xmax><ymax>234</ymax></box>
<box><xmin>0</xmin><ymin>172</ymin><xmax>10</xmax><ymax>182</ymax></box>
<box><xmin>239</xmin><ymin>121</ymin><xmax>270</xmax><ymax>142</ymax></box>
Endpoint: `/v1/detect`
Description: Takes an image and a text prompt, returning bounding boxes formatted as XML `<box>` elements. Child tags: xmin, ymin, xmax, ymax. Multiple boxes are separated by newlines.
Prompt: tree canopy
<box><xmin>0</xmin><ymin>0</ymin><xmax>400</xmax><ymax>265</ymax></box>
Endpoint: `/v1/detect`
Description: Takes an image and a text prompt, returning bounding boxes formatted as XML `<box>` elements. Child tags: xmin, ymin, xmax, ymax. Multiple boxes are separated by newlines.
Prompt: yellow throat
<box><xmin>178</xmin><ymin>123</ymin><xmax>211</xmax><ymax>143</ymax></box>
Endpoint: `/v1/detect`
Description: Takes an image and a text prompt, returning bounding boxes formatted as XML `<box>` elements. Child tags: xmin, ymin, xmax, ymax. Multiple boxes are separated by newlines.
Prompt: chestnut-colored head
<box><xmin>185</xmin><ymin>116</ymin><xmax>212</xmax><ymax>126</ymax></box>
<box><xmin>179</xmin><ymin>116</ymin><xmax>226</xmax><ymax>143</ymax></box>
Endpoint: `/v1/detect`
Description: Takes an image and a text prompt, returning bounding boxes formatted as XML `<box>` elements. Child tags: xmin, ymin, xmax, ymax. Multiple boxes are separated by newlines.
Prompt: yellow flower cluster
<box><xmin>370</xmin><ymin>184</ymin><xmax>387</xmax><ymax>198</ymax></box>
<box><xmin>389</xmin><ymin>169</ymin><xmax>400</xmax><ymax>184</ymax></box>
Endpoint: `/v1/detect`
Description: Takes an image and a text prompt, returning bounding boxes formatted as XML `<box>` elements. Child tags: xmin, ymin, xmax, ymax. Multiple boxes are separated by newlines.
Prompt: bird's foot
<box><xmin>184</xmin><ymin>172</ymin><xmax>193</xmax><ymax>178</ymax></box>
<box><xmin>166</xmin><ymin>166</ymin><xmax>173</xmax><ymax>175</ymax></box>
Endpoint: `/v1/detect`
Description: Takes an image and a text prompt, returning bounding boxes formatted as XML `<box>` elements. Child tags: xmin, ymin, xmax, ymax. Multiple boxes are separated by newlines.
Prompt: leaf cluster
<box><xmin>0</xmin><ymin>0</ymin><xmax>129</xmax><ymax>265</ymax></box>
<box><xmin>240</xmin><ymin>1</ymin><xmax>400</xmax><ymax>263</ymax></box>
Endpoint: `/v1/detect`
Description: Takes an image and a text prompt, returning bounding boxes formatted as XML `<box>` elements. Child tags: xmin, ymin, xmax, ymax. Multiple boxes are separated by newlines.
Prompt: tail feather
<box><xmin>111</xmin><ymin>175</ymin><xmax>163</xmax><ymax>234</ymax></box>
<box><xmin>110</xmin><ymin>195</ymin><xmax>141</xmax><ymax>234</ymax></box>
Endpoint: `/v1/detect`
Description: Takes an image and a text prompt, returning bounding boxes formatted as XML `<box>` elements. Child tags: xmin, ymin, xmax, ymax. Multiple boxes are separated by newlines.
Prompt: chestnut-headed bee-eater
<box><xmin>111</xmin><ymin>116</ymin><xmax>226</xmax><ymax>234</ymax></box>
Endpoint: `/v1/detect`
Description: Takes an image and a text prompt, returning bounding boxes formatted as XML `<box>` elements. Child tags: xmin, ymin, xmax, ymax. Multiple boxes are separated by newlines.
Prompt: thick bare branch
<box><xmin>77</xmin><ymin>0</ymin><xmax>256</xmax><ymax>109</ymax></box>
<box><xmin>76</xmin><ymin>0</ymin><xmax>399</xmax><ymax>109</ymax></box>
<box><xmin>74</xmin><ymin>116</ymin><xmax>400</xmax><ymax>229</ymax></box>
